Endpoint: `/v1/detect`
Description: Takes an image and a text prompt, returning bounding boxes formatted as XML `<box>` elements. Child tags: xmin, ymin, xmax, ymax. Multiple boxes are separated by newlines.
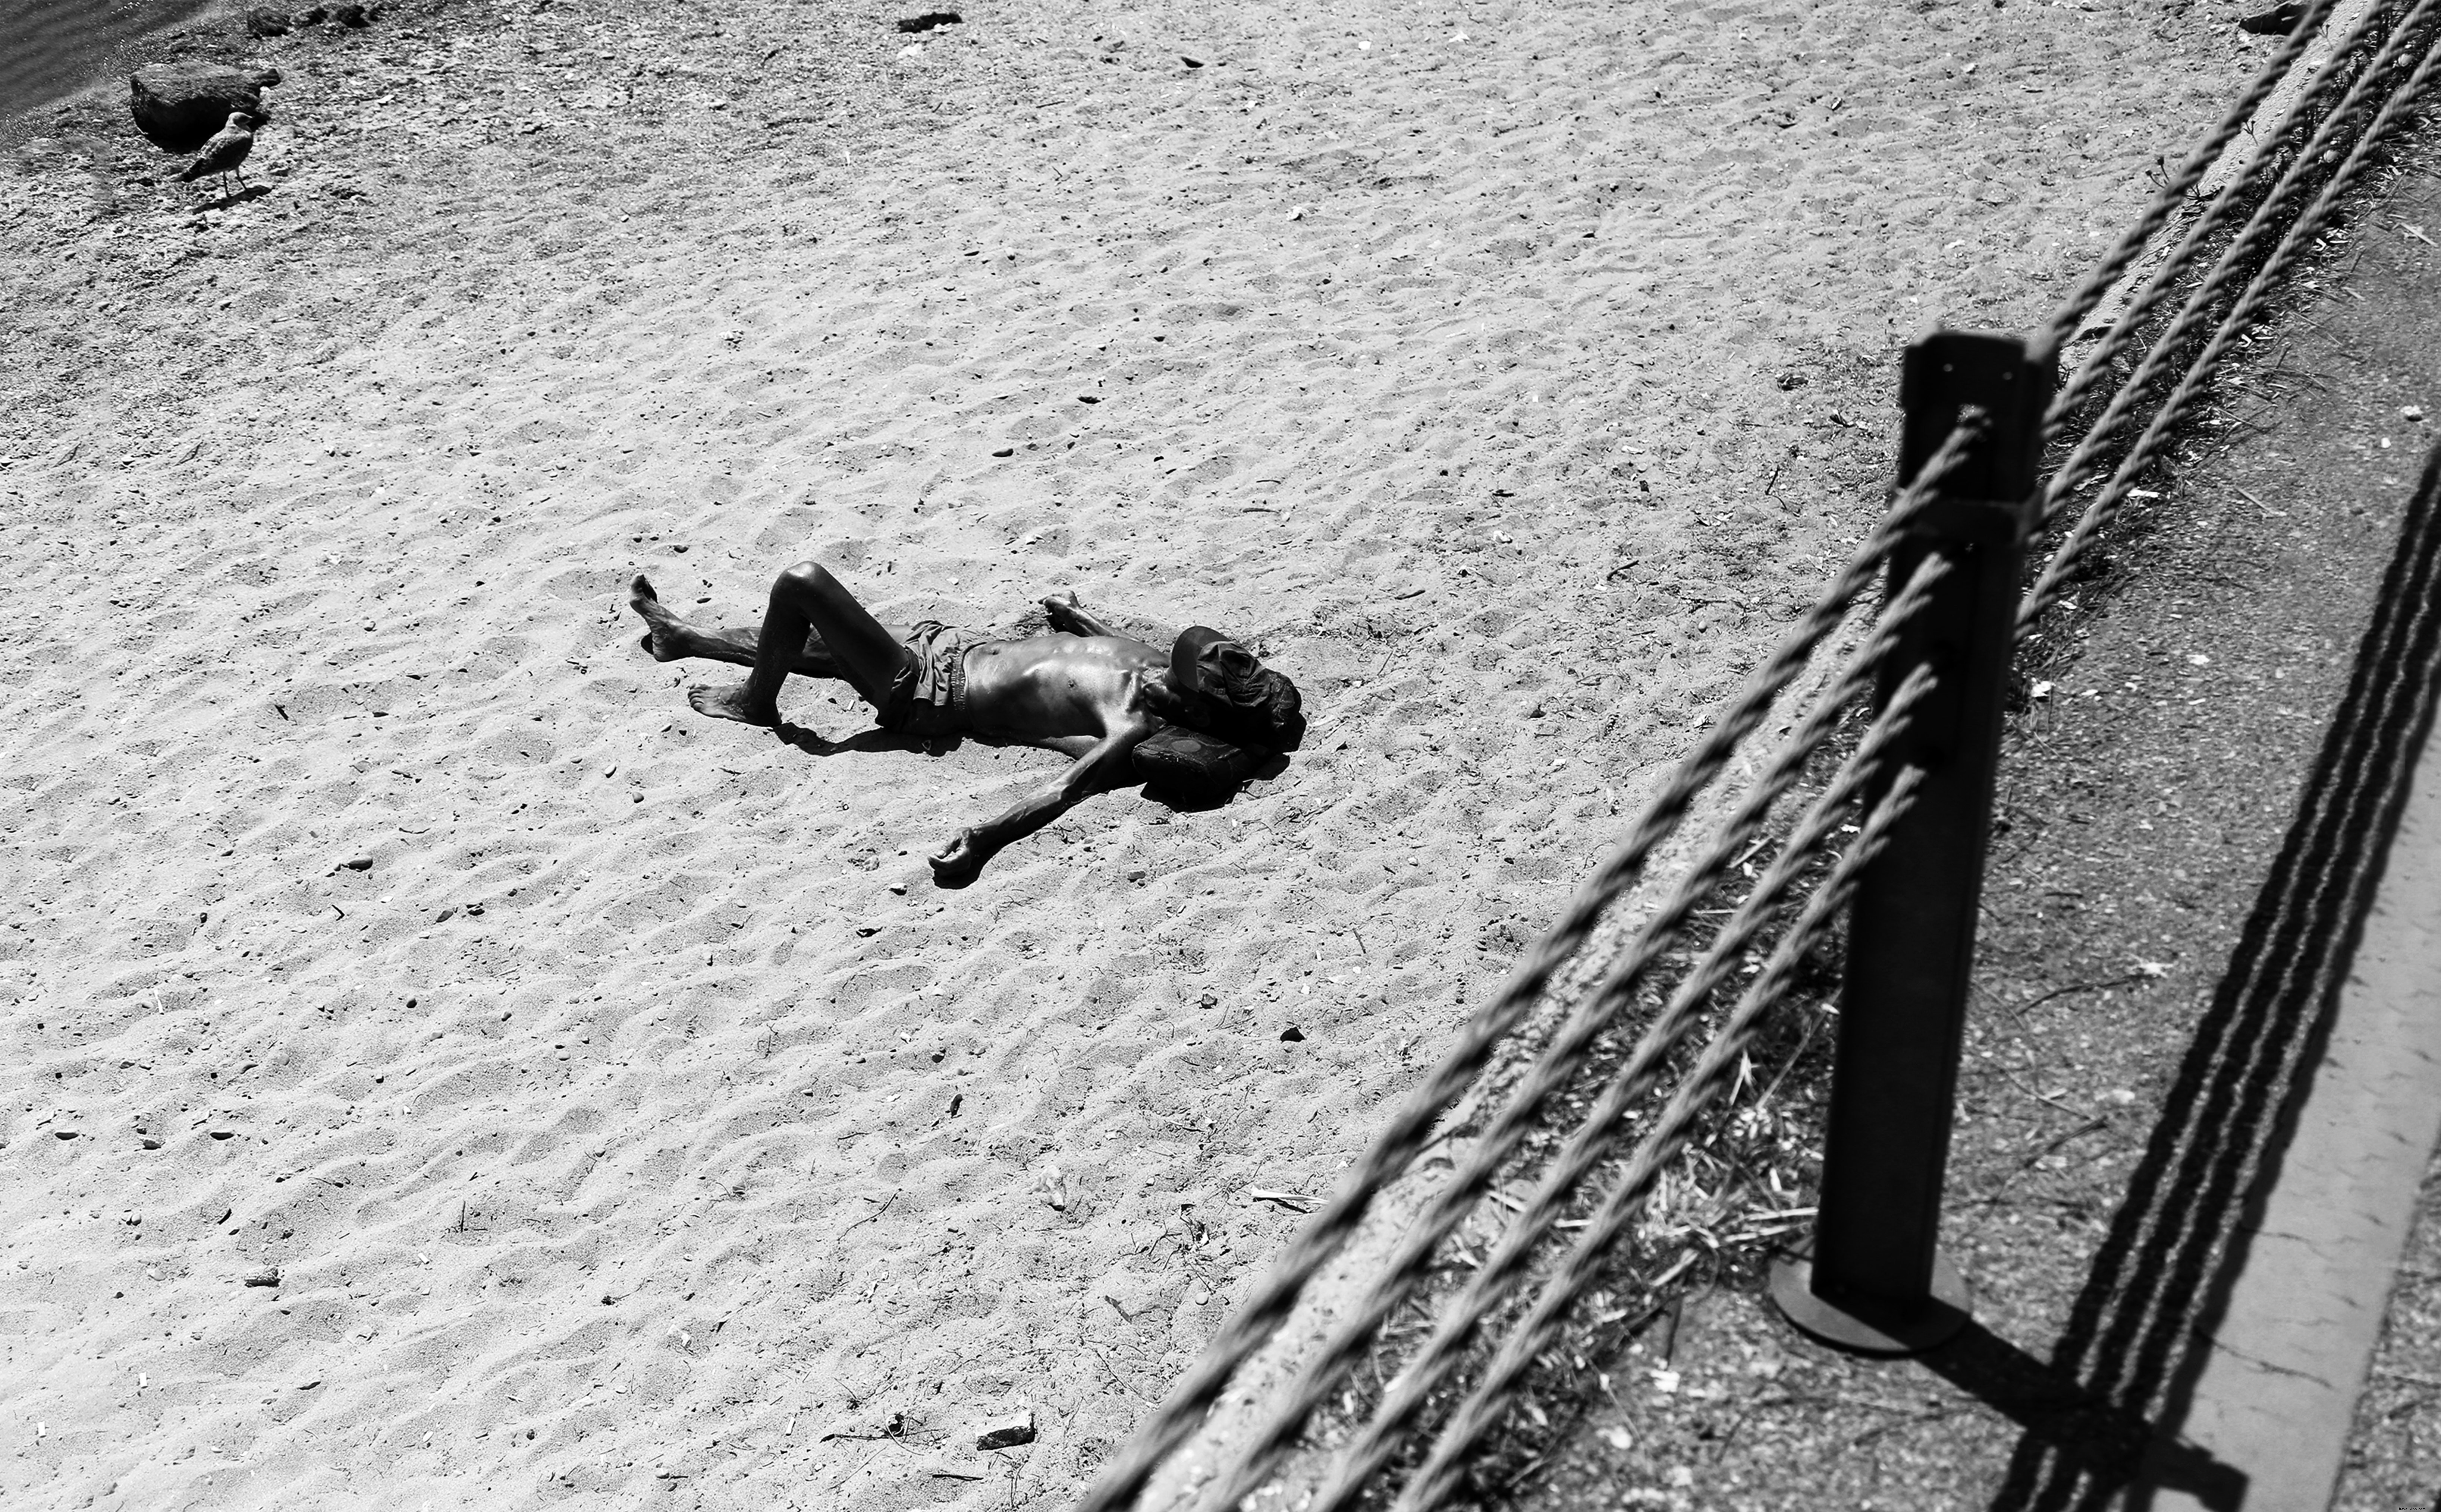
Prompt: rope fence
<box><xmin>1301</xmin><ymin>670</ymin><xmax>1939</xmax><ymax>1512</ymax></box>
<box><xmin>1066</xmin><ymin>4</ymin><xmax>2441</xmax><ymax>1506</ymax></box>
<box><xmin>2025</xmin><ymin>0</ymin><xmax>2441</xmax><ymax>628</ymax></box>
<box><xmin>1066</xmin><ymin>422</ymin><xmax>1982</xmax><ymax>1512</ymax></box>
<box><xmin>1201</xmin><ymin>616</ymin><xmax>1950</xmax><ymax>1512</ymax></box>
<box><xmin>2039</xmin><ymin>0</ymin><xmax>2339</xmax><ymax>364</ymax></box>
<box><xmin>1394</xmin><ymin>756</ymin><xmax>1932</xmax><ymax>1512</ymax></box>
<box><xmin>2043</xmin><ymin>0</ymin><xmax>2411</xmax><ymax>501</ymax></box>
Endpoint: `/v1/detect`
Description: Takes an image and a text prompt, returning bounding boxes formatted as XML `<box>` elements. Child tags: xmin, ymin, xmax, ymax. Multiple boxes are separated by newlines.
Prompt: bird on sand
<box><xmin>180</xmin><ymin>111</ymin><xmax>258</xmax><ymax>197</ymax></box>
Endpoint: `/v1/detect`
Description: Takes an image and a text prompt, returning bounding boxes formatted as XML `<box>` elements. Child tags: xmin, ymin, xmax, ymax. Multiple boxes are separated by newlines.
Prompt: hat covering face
<box><xmin>1169</xmin><ymin>627</ymin><xmax>1305</xmax><ymax>751</ymax></box>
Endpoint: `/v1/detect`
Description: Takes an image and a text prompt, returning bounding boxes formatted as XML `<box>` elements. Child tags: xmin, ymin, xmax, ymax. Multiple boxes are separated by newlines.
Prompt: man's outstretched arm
<box><xmin>929</xmin><ymin>718</ymin><xmax>1151</xmax><ymax>884</ymax></box>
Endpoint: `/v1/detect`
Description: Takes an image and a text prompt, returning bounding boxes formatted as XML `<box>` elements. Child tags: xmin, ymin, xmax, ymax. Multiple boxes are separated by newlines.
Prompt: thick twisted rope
<box><xmin>2023</xmin><ymin>12</ymin><xmax>2441</xmax><ymax>630</ymax></box>
<box><xmin>1066</xmin><ymin>421</ymin><xmax>1981</xmax><ymax>1512</ymax></box>
<box><xmin>1079</xmin><ymin>18</ymin><xmax>2428</xmax><ymax>1508</ymax></box>
<box><xmin>1307</xmin><ymin>661</ymin><xmax>1942</xmax><ymax>1512</ymax></box>
<box><xmin>2033</xmin><ymin>0</ymin><xmax>2437</xmax><ymax>544</ymax></box>
<box><xmin>2040</xmin><ymin>0</ymin><xmax>2338</xmax><ymax>368</ymax></box>
<box><xmin>1397</xmin><ymin>760</ymin><xmax>1932</xmax><ymax>1512</ymax></box>
<box><xmin>1198</xmin><ymin>556</ymin><xmax>1954</xmax><ymax>1512</ymax></box>
<box><xmin>2044</xmin><ymin>0</ymin><xmax>2343</xmax><ymax>433</ymax></box>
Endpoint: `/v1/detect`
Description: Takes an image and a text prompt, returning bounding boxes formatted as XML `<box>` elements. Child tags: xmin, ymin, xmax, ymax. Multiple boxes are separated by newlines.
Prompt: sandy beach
<box><xmin>0</xmin><ymin>0</ymin><xmax>2281</xmax><ymax>1505</ymax></box>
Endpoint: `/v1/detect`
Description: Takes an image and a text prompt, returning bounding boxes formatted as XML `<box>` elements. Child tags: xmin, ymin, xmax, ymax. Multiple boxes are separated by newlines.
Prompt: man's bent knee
<box><xmin>775</xmin><ymin>561</ymin><xmax>836</xmax><ymax>597</ymax></box>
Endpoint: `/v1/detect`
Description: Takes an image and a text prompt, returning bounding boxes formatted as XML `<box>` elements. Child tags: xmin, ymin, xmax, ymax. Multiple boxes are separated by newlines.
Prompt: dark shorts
<box><xmin>876</xmin><ymin>620</ymin><xmax>971</xmax><ymax>736</ymax></box>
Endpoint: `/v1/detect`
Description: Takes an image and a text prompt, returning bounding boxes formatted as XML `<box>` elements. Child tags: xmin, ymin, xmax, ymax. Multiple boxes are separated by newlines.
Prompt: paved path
<box><xmin>2143</xmin><ymin>450</ymin><xmax>2441</xmax><ymax>1510</ymax></box>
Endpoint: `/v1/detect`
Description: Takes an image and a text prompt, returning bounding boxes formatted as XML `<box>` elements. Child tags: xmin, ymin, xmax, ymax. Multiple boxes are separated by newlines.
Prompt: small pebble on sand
<box><xmin>975</xmin><ymin>1407</ymin><xmax>1036</xmax><ymax>1450</ymax></box>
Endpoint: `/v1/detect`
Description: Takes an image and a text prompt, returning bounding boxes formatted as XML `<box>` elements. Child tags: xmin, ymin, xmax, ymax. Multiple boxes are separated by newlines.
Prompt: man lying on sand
<box><xmin>629</xmin><ymin>565</ymin><xmax>1303</xmax><ymax>884</ymax></box>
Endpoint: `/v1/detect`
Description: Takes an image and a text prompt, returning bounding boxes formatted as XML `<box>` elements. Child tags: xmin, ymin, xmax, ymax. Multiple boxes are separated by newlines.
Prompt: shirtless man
<box><xmin>628</xmin><ymin>564</ymin><xmax>1303</xmax><ymax>885</ymax></box>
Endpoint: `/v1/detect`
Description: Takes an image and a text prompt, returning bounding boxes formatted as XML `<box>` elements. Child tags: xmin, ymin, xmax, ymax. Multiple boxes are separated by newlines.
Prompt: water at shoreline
<box><xmin>1</xmin><ymin>0</ymin><xmax>223</xmax><ymax>122</ymax></box>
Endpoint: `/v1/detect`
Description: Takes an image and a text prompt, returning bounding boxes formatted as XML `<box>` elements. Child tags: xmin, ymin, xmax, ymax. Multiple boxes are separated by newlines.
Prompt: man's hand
<box><xmin>930</xmin><ymin>829</ymin><xmax>984</xmax><ymax>887</ymax></box>
<box><xmin>1043</xmin><ymin>592</ymin><xmax>1124</xmax><ymax>640</ymax></box>
<box><xmin>934</xmin><ymin>718</ymin><xmax>1150</xmax><ymax>886</ymax></box>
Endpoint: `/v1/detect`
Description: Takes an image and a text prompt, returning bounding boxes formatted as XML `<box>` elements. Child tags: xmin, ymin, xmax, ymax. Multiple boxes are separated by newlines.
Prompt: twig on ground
<box><xmin>1084</xmin><ymin>1344</ymin><xmax>1159</xmax><ymax>1404</ymax></box>
<box><xmin>842</xmin><ymin>1192</ymin><xmax>898</xmax><ymax>1234</ymax></box>
<box><xmin>2014</xmin><ymin>1115</ymin><xmax>2112</xmax><ymax>1174</ymax></box>
<box><xmin>1498</xmin><ymin>1453</ymin><xmax>1549</xmax><ymax>1492</ymax></box>
<box><xmin>1994</xmin><ymin>1063</ymin><xmax>2101</xmax><ymax>1121</ymax></box>
<box><xmin>2005</xmin><ymin>972</ymin><xmax>2146</xmax><ymax>1021</ymax></box>
<box><xmin>1845</xmin><ymin>1404</ymin><xmax>1958</xmax><ymax>1448</ymax></box>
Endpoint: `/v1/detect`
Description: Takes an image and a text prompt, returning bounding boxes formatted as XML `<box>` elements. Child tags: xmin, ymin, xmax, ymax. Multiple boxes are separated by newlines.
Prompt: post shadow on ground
<box><xmin>1923</xmin><ymin>443</ymin><xmax>2441</xmax><ymax>1512</ymax></box>
<box><xmin>1906</xmin><ymin>1322</ymin><xmax>2247</xmax><ymax>1509</ymax></box>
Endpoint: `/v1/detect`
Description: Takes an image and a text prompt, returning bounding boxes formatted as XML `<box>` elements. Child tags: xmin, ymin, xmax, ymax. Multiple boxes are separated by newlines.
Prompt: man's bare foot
<box><xmin>688</xmin><ymin>681</ymin><xmax>780</xmax><ymax>726</ymax></box>
<box><xmin>630</xmin><ymin>574</ymin><xmax>694</xmax><ymax>662</ymax></box>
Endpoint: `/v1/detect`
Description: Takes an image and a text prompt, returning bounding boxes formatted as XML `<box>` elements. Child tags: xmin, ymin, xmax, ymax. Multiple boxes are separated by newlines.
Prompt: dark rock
<box><xmin>129</xmin><ymin>62</ymin><xmax>276</xmax><ymax>151</ymax></box>
<box><xmin>331</xmin><ymin>3</ymin><xmax>371</xmax><ymax>25</ymax></box>
<box><xmin>895</xmin><ymin>10</ymin><xmax>961</xmax><ymax>31</ymax></box>
<box><xmin>245</xmin><ymin>6</ymin><xmax>291</xmax><ymax>37</ymax></box>
<box><xmin>2238</xmin><ymin>2</ymin><xmax>2306</xmax><ymax>34</ymax></box>
<box><xmin>974</xmin><ymin>1408</ymin><xmax>1034</xmax><ymax>1450</ymax></box>
<box><xmin>296</xmin><ymin>5</ymin><xmax>329</xmax><ymax>24</ymax></box>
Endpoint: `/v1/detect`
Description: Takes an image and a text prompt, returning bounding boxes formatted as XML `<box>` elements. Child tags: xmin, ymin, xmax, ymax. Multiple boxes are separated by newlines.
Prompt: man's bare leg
<box><xmin>631</xmin><ymin>575</ymin><xmax>882</xmax><ymax>677</ymax></box>
<box><xmin>680</xmin><ymin>563</ymin><xmax>914</xmax><ymax>727</ymax></box>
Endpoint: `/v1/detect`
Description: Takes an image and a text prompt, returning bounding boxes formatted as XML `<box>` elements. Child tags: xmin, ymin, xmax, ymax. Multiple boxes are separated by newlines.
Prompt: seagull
<box><xmin>180</xmin><ymin>111</ymin><xmax>258</xmax><ymax>197</ymax></box>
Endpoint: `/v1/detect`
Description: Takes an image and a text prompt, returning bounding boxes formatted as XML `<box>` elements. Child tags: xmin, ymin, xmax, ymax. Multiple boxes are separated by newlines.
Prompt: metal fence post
<box><xmin>1769</xmin><ymin>327</ymin><xmax>2056</xmax><ymax>1355</ymax></box>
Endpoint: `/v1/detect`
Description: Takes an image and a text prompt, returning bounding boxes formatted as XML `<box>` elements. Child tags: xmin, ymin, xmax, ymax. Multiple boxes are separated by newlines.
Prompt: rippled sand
<box><xmin>0</xmin><ymin>0</ymin><xmax>2267</xmax><ymax>1504</ymax></box>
